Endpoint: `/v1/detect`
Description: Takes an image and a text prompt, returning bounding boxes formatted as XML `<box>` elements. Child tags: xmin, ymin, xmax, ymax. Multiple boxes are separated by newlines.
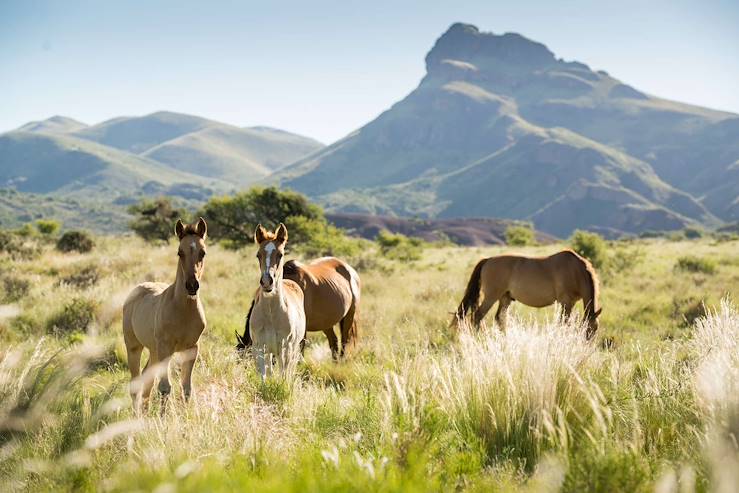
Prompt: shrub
<box><xmin>376</xmin><ymin>230</ymin><xmax>424</xmax><ymax>261</ymax></box>
<box><xmin>609</xmin><ymin>247</ymin><xmax>644</xmax><ymax>273</ymax></box>
<box><xmin>285</xmin><ymin>216</ymin><xmax>361</xmax><ymax>257</ymax></box>
<box><xmin>56</xmin><ymin>231</ymin><xmax>94</xmax><ymax>253</ymax></box>
<box><xmin>200</xmin><ymin>187</ymin><xmax>342</xmax><ymax>250</ymax></box>
<box><xmin>0</xmin><ymin>229</ymin><xmax>42</xmax><ymax>260</ymax></box>
<box><xmin>505</xmin><ymin>223</ymin><xmax>536</xmax><ymax>246</ymax></box>
<box><xmin>35</xmin><ymin>219</ymin><xmax>61</xmax><ymax>236</ymax></box>
<box><xmin>2</xmin><ymin>275</ymin><xmax>31</xmax><ymax>302</ymax></box>
<box><xmin>682</xmin><ymin>227</ymin><xmax>704</xmax><ymax>239</ymax></box>
<box><xmin>128</xmin><ymin>197</ymin><xmax>187</xmax><ymax>243</ymax></box>
<box><xmin>570</xmin><ymin>230</ymin><xmax>608</xmax><ymax>268</ymax></box>
<box><xmin>60</xmin><ymin>265</ymin><xmax>100</xmax><ymax>288</ymax></box>
<box><xmin>46</xmin><ymin>297</ymin><xmax>99</xmax><ymax>335</ymax></box>
<box><xmin>675</xmin><ymin>255</ymin><xmax>717</xmax><ymax>274</ymax></box>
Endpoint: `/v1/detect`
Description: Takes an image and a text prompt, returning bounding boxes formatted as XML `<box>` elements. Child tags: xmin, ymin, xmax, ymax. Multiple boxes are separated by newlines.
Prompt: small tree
<box><xmin>505</xmin><ymin>223</ymin><xmax>536</xmax><ymax>246</ymax></box>
<box><xmin>570</xmin><ymin>229</ymin><xmax>607</xmax><ymax>268</ymax></box>
<box><xmin>35</xmin><ymin>219</ymin><xmax>60</xmax><ymax>236</ymax></box>
<box><xmin>128</xmin><ymin>198</ymin><xmax>186</xmax><ymax>243</ymax></box>
<box><xmin>57</xmin><ymin>231</ymin><xmax>95</xmax><ymax>253</ymax></box>
<box><xmin>199</xmin><ymin>187</ymin><xmax>323</xmax><ymax>248</ymax></box>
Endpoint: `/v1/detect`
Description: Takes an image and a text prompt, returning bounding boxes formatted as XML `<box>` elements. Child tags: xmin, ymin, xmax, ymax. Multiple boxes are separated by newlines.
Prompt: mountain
<box><xmin>0</xmin><ymin>112</ymin><xmax>322</xmax><ymax>230</ymax></box>
<box><xmin>0</xmin><ymin>131</ymin><xmax>223</xmax><ymax>200</ymax></box>
<box><xmin>278</xmin><ymin>23</ymin><xmax>738</xmax><ymax>236</ymax></box>
<box><xmin>142</xmin><ymin>123</ymin><xmax>322</xmax><ymax>185</ymax></box>
<box><xmin>17</xmin><ymin>115</ymin><xmax>88</xmax><ymax>134</ymax></box>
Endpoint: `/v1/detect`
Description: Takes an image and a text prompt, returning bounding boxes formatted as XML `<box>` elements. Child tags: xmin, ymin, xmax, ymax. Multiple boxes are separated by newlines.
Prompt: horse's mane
<box><xmin>283</xmin><ymin>259</ymin><xmax>300</xmax><ymax>277</ymax></box>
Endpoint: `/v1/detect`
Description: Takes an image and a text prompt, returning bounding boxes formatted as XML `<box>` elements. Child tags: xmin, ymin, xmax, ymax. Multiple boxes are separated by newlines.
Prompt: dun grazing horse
<box><xmin>455</xmin><ymin>249</ymin><xmax>602</xmax><ymax>339</ymax></box>
<box><xmin>237</xmin><ymin>236</ymin><xmax>361</xmax><ymax>360</ymax></box>
<box><xmin>123</xmin><ymin>218</ymin><xmax>208</xmax><ymax>410</ymax></box>
<box><xmin>248</xmin><ymin>223</ymin><xmax>306</xmax><ymax>378</ymax></box>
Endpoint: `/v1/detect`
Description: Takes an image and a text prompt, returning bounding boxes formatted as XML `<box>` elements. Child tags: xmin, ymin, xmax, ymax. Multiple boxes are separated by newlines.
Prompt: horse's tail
<box><xmin>341</xmin><ymin>266</ymin><xmax>361</xmax><ymax>355</ymax></box>
<box><xmin>454</xmin><ymin>258</ymin><xmax>486</xmax><ymax>327</ymax></box>
<box><xmin>235</xmin><ymin>298</ymin><xmax>255</xmax><ymax>352</ymax></box>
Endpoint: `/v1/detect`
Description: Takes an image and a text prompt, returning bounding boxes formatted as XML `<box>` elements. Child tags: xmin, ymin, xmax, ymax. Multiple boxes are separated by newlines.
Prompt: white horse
<box><xmin>248</xmin><ymin>223</ymin><xmax>306</xmax><ymax>379</ymax></box>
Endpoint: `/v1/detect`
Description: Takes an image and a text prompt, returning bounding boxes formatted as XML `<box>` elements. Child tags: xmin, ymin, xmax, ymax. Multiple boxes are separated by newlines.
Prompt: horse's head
<box><xmin>175</xmin><ymin>217</ymin><xmax>208</xmax><ymax>297</ymax></box>
<box><xmin>586</xmin><ymin>307</ymin><xmax>602</xmax><ymax>340</ymax></box>
<box><xmin>254</xmin><ymin>223</ymin><xmax>288</xmax><ymax>295</ymax></box>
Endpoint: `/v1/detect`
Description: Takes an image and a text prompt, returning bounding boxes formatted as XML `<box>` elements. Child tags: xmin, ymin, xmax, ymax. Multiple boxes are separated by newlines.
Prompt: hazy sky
<box><xmin>1</xmin><ymin>0</ymin><xmax>738</xmax><ymax>143</ymax></box>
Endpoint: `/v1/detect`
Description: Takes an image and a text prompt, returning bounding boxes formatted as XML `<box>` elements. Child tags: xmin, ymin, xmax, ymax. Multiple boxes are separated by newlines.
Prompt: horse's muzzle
<box><xmin>185</xmin><ymin>279</ymin><xmax>200</xmax><ymax>296</ymax></box>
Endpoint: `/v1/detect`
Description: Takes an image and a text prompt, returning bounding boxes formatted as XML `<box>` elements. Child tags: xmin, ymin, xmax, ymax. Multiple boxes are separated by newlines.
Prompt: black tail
<box><xmin>454</xmin><ymin>259</ymin><xmax>486</xmax><ymax>326</ymax></box>
<box><xmin>235</xmin><ymin>298</ymin><xmax>255</xmax><ymax>351</ymax></box>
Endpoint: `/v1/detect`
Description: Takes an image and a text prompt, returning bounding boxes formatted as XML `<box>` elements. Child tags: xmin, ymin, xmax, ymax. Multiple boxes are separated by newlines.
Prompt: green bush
<box><xmin>128</xmin><ymin>197</ymin><xmax>187</xmax><ymax>243</ymax></box>
<box><xmin>2</xmin><ymin>275</ymin><xmax>31</xmax><ymax>302</ymax></box>
<box><xmin>675</xmin><ymin>255</ymin><xmax>717</xmax><ymax>274</ymax></box>
<box><xmin>200</xmin><ymin>187</ymin><xmax>352</xmax><ymax>251</ymax></box>
<box><xmin>570</xmin><ymin>230</ymin><xmax>608</xmax><ymax>268</ymax></box>
<box><xmin>682</xmin><ymin>227</ymin><xmax>704</xmax><ymax>239</ymax></box>
<box><xmin>35</xmin><ymin>219</ymin><xmax>61</xmax><ymax>236</ymax></box>
<box><xmin>285</xmin><ymin>216</ymin><xmax>361</xmax><ymax>257</ymax></box>
<box><xmin>376</xmin><ymin>230</ymin><xmax>424</xmax><ymax>261</ymax></box>
<box><xmin>505</xmin><ymin>223</ymin><xmax>536</xmax><ymax>246</ymax></box>
<box><xmin>46</xmin><ymin>298</ymin><xmax>99</xmax><ymax>335</ymax></box>
<box><xmin>56</xmin><ymin>231</ymin><xmax>94</xmax><ymax>253</ymax></box>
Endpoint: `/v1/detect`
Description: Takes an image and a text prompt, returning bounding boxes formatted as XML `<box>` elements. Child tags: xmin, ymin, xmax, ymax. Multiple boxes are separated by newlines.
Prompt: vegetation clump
<box><xmin>56</xmin><ymin>230</ymin><xmax>95</xmax><ymax>253</ymax></box>
<box><xmin>198</xmin><ymin>186</ymin><xmax>361</xmax><ymax>256</ymax></box>
<box><xmin>45</xmin><ymin>297</ymin><xmax>99</xmax><ymax>336</ymax></box>
<box><xmin>376</xmin><ymin>230</ymin><xmax>424</xmax><ymax>261</ymax></box>
<box><xmin>504</xmin><ymin>223</ymin><xmax>537</xmax><ymax>246</ymax></box>
<box><xmin>35</xmin><ymin>219</ymin><xmax>61</xmax><ymax>237</ymax></box>
<box><xmin>2</xmin><ymin>275</ymin><xmax>31</xmax><ymax>302</ymax></box>
<box><xmin>128</xmin><ymin>197</ymin><xmax>187</xmax><ymax>243</ymax></box>
<box><xmin>675</xmin><ymin>255</ymin><xmax>717</xmax><ymax>274</ymax></box>
<box><xmin>570</xmin><ymin>229</ymin><xmax>608</xmax><ymax>268</ymax></box>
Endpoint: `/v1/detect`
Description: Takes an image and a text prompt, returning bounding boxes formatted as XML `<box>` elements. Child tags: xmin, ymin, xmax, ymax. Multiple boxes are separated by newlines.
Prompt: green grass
<box><xmin>0</xmin><ymin>236</ymin><xmax>738</xmax><ymax>491</ymax></box>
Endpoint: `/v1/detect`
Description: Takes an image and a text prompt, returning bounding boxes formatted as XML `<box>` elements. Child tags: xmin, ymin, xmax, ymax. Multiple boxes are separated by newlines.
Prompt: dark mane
<box><xmin>283</xmin><ymin>259</ymin><xmax>300</xmax><ymax>277</ymax></box>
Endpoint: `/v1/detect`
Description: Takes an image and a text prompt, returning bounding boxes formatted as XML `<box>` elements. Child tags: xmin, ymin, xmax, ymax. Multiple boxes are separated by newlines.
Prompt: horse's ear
<box><xmin>595</xmin><ymin>308</ymin><xmax>603</xmax><ymax>318</ymax></box>
<box><xmin>195</xmin><ymin>217</ymin><xmax>207</xmax><ymax>239</ymax></box>
<box><xmin>254</xmin><ymin>224</ymin><xmax>267</xmax><ymax>244</ymax></box>
<box><xmin>175</xmin><ymin>219</ymin><xmax>185</xmax><ymax>239</ymax></box>
<box><xmin>275</xmin><ymin>223</ymin><xmax>288</xmax><ymax>244</ymax></box>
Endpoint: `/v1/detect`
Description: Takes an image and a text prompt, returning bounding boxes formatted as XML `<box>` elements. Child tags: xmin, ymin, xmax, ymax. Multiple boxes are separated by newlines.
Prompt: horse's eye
<box><xmin>200</xmin><ymin>250</ymin><xmax>206</xmax><ymax>259</ymax></box>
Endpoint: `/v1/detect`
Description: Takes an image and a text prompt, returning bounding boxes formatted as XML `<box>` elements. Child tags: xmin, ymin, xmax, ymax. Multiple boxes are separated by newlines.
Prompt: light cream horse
<box><xmin>455</xmin><ymin>249</ymin><xmax>602</xmax><ymax>339</ymax></box>
<box><xmin>237</xmin><ymin>250</ymin><xmax>361</xmax><ymax>360</ymax></box>
<box><xmin>249</xmin><ymin>223</ymin><xmax>306</xmax><ymax>379</ymax></box>
<box><xmin>123</xmin><ymin>218</ymin><xmax>208</xmax><ymax>410</ymax></box>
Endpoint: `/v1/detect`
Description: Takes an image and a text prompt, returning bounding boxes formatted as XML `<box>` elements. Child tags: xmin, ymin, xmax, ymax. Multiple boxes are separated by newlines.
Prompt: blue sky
<box><xmin>1</xmin><ymin>0</ymin><xmax>737</xmax><ymax>143</ymax></box>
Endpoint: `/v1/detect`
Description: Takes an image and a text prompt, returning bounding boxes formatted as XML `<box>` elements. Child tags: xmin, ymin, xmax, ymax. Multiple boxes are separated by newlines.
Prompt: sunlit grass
<box><xmin>0</xmin><ymin>236</ymin><xmax>737</xmax><ymax>491</ymax></box>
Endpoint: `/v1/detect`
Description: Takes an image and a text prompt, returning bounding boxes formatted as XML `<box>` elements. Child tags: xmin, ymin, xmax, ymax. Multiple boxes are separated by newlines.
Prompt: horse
<box><xmin>248</xmin><ymin>223</ymin><xmax>306</xmax><ymax>379</ymax></box>
<box><xmin>122</xmin><ymin>218</ymin><xmax>208</xmax><ymax>411</ymax></box>
<box><xmin>236</xmin><ymin>241</ymin><xmax>361</xmax><ymax>360</ymax></box>
<box><xmin>454</xmin><ymin>249</ymin><xmax>602</xmax><ymax>339</ymax></box>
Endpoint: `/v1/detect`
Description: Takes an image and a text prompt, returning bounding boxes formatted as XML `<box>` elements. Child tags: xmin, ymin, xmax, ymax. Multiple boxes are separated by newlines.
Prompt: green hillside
<box><xmin>278</xmin><ymin>23</ymin><xmax>739</xmax><ymax>236</ymax></box>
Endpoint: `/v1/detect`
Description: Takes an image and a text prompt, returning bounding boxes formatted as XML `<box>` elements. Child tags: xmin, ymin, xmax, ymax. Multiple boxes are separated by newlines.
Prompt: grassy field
<box><xmin>1</xmin><ymin>235</ymin><xmax>738</xmax><ymax>491</ymax></box>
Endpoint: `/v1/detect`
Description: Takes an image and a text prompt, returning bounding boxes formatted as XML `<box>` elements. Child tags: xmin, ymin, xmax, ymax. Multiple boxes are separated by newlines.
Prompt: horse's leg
<box><xmin>139</xmin><ymin>350</ymin><xmax>158</xmax><ymax>411</ymax></box>
<box><xmin>495</xmin><ymin>293</ymin><xmax>513</xmax><ymax>331</ymax></box>
<box><xmin>180</xmin><ymin>344</ymin><xmax>199</xmax><ymax>401</ymax></box>
<box><xmin>324</xmin><ymin>328</ymin><xmax>340</xmax><ymax>360</ymax></box>
<box><xmin>339</xmin><ymin>304</ymin><xmax>357</xmax><ymax>358</ymax></box>
<box><xmin>253</xmin><ymin>345</ymin><xmax>267</xmax><ymax>381</ymax></box>
<box><xmin>472</xmin><ymin>294</ymin><xmax>497</xmax><ymax>329</ymax></box>
<box><xmin>155</xmin><ymin>341</ymin><xmax>175</xmax><ymax>410</ymax></box>
<box><xmin>123</xmin><ymin>328</ymin><xmax>144</xmax><ymax>411</ymax></box>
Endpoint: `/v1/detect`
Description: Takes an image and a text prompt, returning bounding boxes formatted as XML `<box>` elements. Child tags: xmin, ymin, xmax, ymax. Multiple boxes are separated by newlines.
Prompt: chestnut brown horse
<box><xmin>123</xmin><ymin>218</ymin><xmax>208</xmax><ymax>411</ymax></box>
<box><xmin>454</xmin><ymin>249</ymin><xmax>601</xmax><ymax>339</ymax></box>
<box><xmin>237</xmin><ymin>251</ymin><xmax>361</xmax><ymax>359</ymax></box>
